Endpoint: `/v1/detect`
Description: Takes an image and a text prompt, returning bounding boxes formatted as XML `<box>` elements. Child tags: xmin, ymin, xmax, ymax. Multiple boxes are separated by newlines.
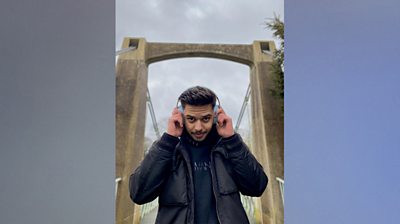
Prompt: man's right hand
<box><xmin>167</xmin><ymin>107</ymin><xmax>184</xmax><ymax>137</ymax></box>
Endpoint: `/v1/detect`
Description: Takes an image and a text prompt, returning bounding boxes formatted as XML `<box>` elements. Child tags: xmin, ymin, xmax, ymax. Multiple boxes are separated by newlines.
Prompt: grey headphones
<box><xmin>176</xmin><ymin>97</ymin><xmax>221</xmax><ymax>124</ymax></box>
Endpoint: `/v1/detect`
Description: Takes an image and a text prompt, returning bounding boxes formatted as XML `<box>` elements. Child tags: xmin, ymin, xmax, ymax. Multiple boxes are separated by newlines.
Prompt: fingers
<box><xmin>218</xmin><ymin>114</ymin><xmax>232</xmax><ymax>128</ymax></box>
<box><xmin>216</xmin><ymin>107</ymin><xmax>225</xmax><ymax>116</ymax></box>
<box><xmin>177</xmin><ymin>116</ymin><xmax>183</xmax><ymax>128</ymax></box>
<box><xmin>172</xmin><ymin>107</ymin><xmax>180</xmax><ymax>115</ymax></box>
<box><xmin>215</xmin><ymin>109</ymin><xmax>234</xmax><ymax>138</ymax></box>
<box><xmin>171</xmin><ymin>107</ymin><xmax>183</xmax><ymax>127</ymax></box>
<box><xmin>216</xmin><ymin>107</ymin><xmax>230</xmax><ymax>126</ymax></box>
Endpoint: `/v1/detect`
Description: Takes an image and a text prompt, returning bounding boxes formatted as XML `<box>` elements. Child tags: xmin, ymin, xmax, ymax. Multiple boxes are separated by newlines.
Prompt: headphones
<box><xmin>177</xmin><ymin>97</ymin><xmax>221</xmax><ymax>124</ymax></box>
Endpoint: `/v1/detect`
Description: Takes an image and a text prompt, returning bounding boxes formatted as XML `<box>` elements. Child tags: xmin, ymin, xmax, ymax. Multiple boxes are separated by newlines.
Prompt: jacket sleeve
<box><xmin>129</xmin><ymin>133</ymin><xmax>179</xmax><ymax>204</ymax></box>
<box><xmin>221</xmin><ymin>133</ymin><xmax>268</xmax><ymax>197</ymax></box>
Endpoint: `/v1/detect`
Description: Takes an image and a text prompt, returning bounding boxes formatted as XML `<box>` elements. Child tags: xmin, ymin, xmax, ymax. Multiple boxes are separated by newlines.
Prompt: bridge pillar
<box><xmin>116</xmin><ymin>38</ymin><xmax>148</xmax><ymax>224</ymax></box>
<box><xmin>251</xmin><ymin>41</ymin><xmax>284</xmax><ymax>224</ymax></box>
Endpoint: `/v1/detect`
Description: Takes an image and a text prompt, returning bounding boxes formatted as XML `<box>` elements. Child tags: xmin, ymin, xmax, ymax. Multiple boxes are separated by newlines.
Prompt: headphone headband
<box><xmin>176</xmin><ymin>97</ymin><xmax>220</xmax><ymax>112</ymax></box>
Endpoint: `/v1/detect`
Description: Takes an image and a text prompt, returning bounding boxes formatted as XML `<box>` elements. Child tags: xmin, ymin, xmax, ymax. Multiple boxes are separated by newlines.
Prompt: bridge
<box><xmin>116</xmin><ymin>38</ymin><xmax>284</xmax><ymax>224</ymax></box>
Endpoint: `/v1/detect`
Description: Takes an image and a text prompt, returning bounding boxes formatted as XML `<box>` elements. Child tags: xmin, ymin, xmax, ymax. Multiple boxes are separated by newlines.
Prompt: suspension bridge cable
<box><xmin>146</xmin><ymin>89</ymin><xmax>161</xmax><ymax>139</ymax></box>
<box><xmin>235</xmin><ymin>83</ymin><xmax>251</xmax><ymax>132</ymax></box>
<box><xmin>115</xmin><ymin>46</ymin><xmax>136</xmax><ymax>56</ymax></box>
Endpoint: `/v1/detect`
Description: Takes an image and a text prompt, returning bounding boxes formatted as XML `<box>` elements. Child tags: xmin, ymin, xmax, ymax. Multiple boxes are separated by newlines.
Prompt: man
<box><xmin>129</xmin><ymin>86</ymin><xmax>268</xmax><ymax>224</ymax></box>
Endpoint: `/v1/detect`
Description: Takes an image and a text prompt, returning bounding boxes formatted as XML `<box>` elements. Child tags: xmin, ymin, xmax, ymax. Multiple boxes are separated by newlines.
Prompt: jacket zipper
<box><xmin>181</xmin><ymin>138</ymin><xmax>225</xmax><ymax>223</ymax></box>
<box><xmin>178</xmin><ymin>146</ymin><xmax>195</xmax><ymax>224</ymax></box>
<box><xmin>210</xmin><ymin>140</ymin><xmax>223</xmax><ymax>224</ymax></box>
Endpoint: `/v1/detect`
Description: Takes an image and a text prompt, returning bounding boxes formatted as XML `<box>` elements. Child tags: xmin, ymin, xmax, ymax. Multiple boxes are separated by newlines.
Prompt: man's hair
<box><xmin>178</xmin><ymin>86</ymin><xmax>217</xmax><ymax>109</ymax></box>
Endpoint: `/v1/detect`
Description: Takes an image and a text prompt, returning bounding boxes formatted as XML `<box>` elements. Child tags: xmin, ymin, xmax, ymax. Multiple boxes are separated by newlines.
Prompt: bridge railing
<box><xmin>276</xmin><ymin>177</ymin><xmax>284</xmax><ymax>206</ymax></box>
<box><xmin>140</xmin><ymin>198</ymin><xmax>158</xmax><ymax>221</ymax></box>
<box><xmin>241</xmin><ymin>194</ymin><xmax>257</xmax><ymax>224</ymax></box>
<box><xmin>137</xmin><ymin>195</ymin><xmax>257</xmax><ymax>223</ymax></box>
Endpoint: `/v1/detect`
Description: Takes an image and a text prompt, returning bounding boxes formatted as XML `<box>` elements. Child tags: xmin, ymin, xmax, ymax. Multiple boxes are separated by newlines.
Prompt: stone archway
<box><xmin>116</xmin><ymin>38</ymin><xmax>283</xmax><ymax>224</ymax></box>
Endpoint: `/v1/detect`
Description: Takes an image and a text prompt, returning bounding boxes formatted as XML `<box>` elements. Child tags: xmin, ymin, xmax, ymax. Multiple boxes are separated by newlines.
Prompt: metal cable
<box><xmin>146</xmin><ymin>89</ymin><xmax>161</xmax><ymax>139</ymax></box>
<box><xmin>235</xmin><ymin>83</ymin><xmax>251</xmax><ymax>132</ymax></box>
<box><xmin>115</xmin><ymin>46</ymin><xmax>136</xmax><ymax>56</ymax></box>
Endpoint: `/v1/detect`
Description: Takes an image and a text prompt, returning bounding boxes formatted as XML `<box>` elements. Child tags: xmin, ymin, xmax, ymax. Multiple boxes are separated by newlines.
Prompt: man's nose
<box><xmin>194</xmin><ymin>121</ymin><xmax>202</xmax><ymax>131</ymax></box>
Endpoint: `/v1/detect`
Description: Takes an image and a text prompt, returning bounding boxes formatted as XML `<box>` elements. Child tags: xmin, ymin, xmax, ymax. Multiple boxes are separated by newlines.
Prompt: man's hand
<box><xmin>167</xmin><ymin>107</ymin><xmax>184</xmax><ymax>137</ymax></box>
<box><xmin>216</xmin><ymin>108</ymin><xmax>235</xmax><ymax>138</ymax></box>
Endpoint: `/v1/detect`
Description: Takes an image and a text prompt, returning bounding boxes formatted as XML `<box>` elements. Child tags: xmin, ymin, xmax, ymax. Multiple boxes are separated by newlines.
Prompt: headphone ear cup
<box><xmin>213</xmin><ymin>104</ymin><xmax>218</xmax><ymax>113</ymax></box>
<box><xmin>213</xmin><ymin>104</ymin><xmax>218</xmax><ymax>124</ymax></box>
<box><xmin>178</xmin><ymin>105</ymin><xmax>184</xmax><ymax>113</ymax></box>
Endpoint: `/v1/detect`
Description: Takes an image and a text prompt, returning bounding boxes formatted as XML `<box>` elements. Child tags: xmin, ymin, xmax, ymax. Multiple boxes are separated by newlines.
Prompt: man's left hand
<box><xmin>216</xmin><ymin>108</ymin><xmax>235</xmax><ymax>138</ymax></box>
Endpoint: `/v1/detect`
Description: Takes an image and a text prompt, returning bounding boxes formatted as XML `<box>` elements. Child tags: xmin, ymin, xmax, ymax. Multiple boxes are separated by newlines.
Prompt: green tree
<box><xmin>265</xmin><ymin>15</ymin><xmax>284</xmax><ymax>101</ymax></box>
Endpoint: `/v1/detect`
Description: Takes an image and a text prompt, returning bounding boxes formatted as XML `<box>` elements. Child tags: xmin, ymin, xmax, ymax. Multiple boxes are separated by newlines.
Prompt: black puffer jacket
<box><xmin>129</xmin><ymin>131</ymin><xmax>268</xmax><ymax>224</ymax></box>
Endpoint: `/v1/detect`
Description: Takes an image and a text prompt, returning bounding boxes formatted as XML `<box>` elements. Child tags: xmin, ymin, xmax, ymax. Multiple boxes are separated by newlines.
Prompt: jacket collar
<box><xmin>176</xmin><ymin>126</ymin><xmax>229</xmax><ymax>160</ymax></box>
<box><xmin>180</xmin><ymin>125</ymin><xmax>220</xmax><ymax>148</ymax></box>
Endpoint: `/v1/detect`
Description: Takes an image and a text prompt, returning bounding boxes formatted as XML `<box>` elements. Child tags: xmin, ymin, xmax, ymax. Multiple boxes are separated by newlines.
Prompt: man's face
<box><xmin>183</xmin><ymin>104</ymin><xmax>215</xmax><ymax>141</ymax></box>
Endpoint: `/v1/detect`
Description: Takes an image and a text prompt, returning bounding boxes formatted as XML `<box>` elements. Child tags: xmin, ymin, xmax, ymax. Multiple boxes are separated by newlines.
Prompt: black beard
<box><xmin>191</xmin><ymin>131</ymin><xmax>207</xmax><ymax>135</ymax></box>
<box><xmin>182</xmin><ymin>124</ymin><xmax>220</xmax><ymax>145</ymax></box>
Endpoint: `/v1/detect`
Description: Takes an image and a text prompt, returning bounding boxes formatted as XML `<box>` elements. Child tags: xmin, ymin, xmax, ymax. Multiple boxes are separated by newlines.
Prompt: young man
<box><xmin>129</xmin><ymin>86</ymin><xmax>268</xmax><ymax>224</ymax></box>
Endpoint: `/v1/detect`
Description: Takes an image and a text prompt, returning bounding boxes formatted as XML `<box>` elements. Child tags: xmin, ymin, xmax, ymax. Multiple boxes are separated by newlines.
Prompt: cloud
<box><xmin>184</xmin><ymin>6</ymin><xmax>206</xmax><ymax>20</ymax></box>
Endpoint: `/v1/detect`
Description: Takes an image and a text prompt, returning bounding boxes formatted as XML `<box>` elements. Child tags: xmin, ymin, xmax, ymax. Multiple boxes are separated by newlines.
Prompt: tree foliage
<box><xmin>265</xmin><ymin>15</ymin><xmax>284</xmax><ymax>100</ymax></box>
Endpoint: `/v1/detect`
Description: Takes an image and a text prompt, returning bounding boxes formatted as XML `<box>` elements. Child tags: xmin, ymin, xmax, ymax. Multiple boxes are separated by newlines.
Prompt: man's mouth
<box><xmin>193</xmin><ymin>132</ymin><xmax>206</xmax><ymax>139</ymax></box>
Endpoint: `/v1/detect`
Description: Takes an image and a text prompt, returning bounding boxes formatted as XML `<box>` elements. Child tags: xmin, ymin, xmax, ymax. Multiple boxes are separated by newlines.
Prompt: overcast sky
<box><xmin>116</xmin><ymin>0</ymin><xmax>284</xmax><ymax>139</ymax></box>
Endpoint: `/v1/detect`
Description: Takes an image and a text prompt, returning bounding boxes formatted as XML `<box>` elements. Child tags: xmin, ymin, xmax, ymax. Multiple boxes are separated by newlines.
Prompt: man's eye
<box><xmin>202</xmin><ymin>117</ymin><xmax>210</xmax><ymax>122</ymax></box>
<box><xmin>187</xmin><ymin>117</ymin><xmax>195</xmax><ymax>122</ymax></box>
